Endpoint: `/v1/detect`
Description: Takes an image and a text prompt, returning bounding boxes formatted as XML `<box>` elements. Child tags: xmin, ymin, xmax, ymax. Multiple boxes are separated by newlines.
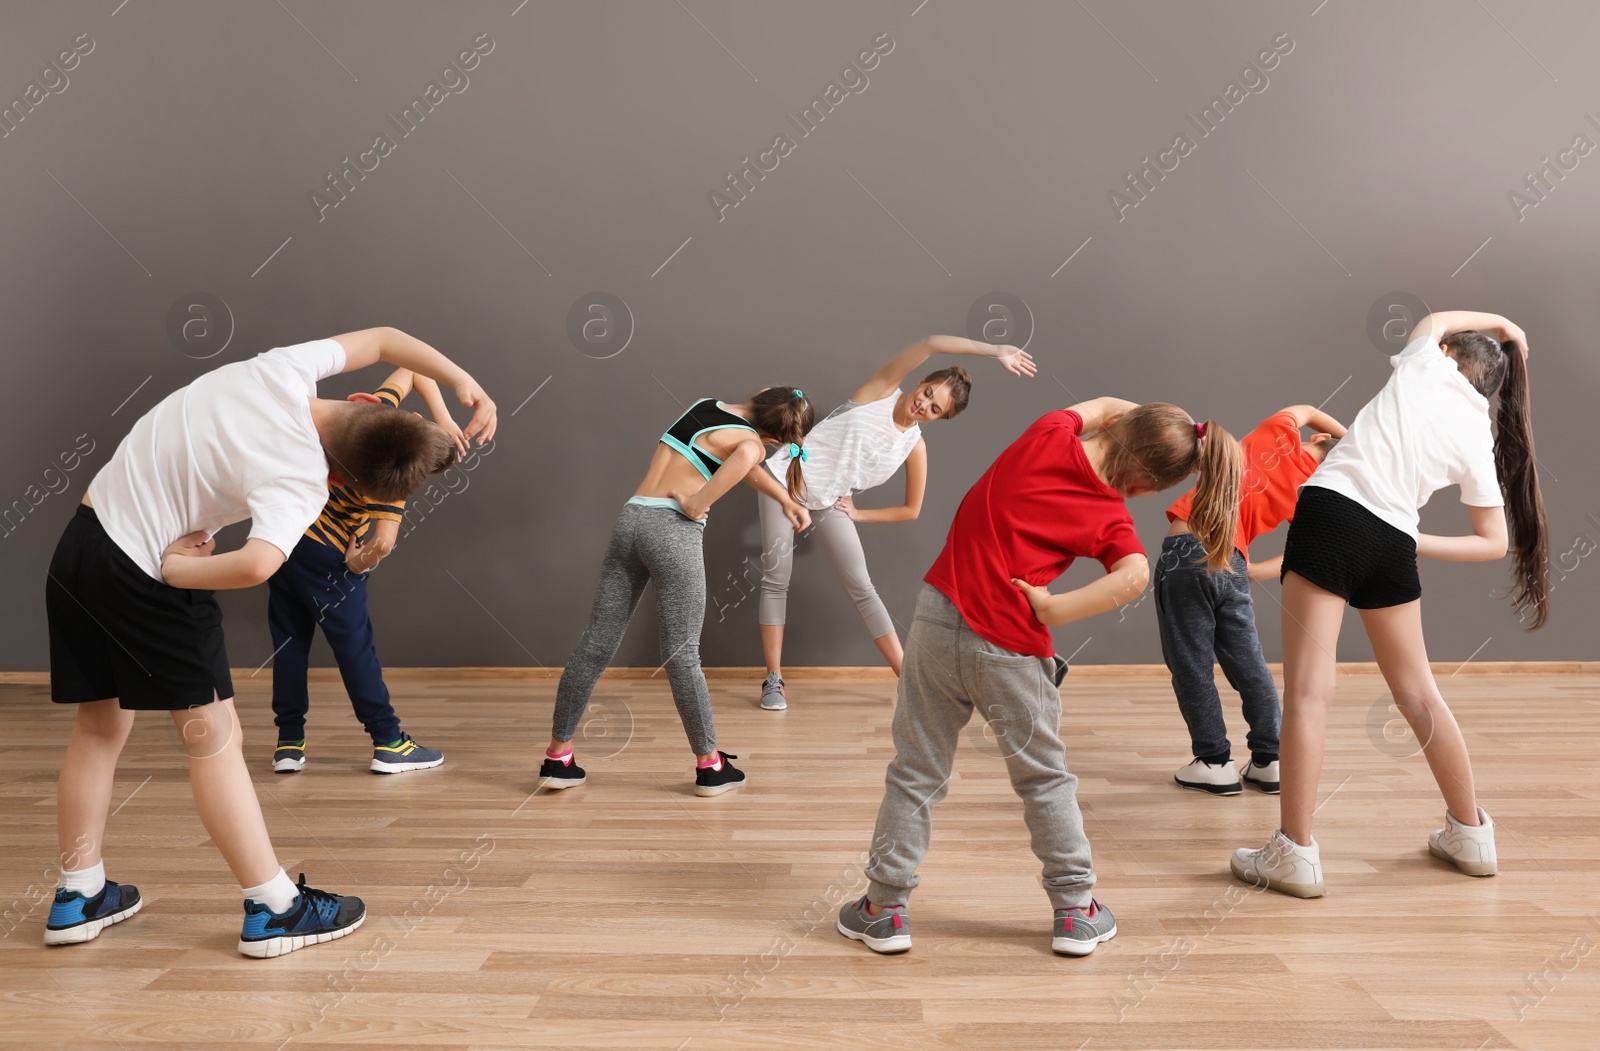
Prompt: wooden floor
<box><xmin>2</xmin><ymin>671</ymin><xmax>1597</xmax><ymax>1051</ymax></box>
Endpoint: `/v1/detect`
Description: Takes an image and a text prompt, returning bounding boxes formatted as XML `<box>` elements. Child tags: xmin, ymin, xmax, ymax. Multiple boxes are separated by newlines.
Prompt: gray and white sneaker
<box><xmin>1429</xmin><ymin>807</ymin><xmax>1497</xmax><ymax>876</ymax></box>
<box><xmin>1231</xmin><ymin>829</ymin><xmax>1324</xmax><ymax>898</ymax></box>
<box><xmin>1241</xmin><ymin>759</ymin><xmax>1280</xmax><ymax>794</ymax></box>
<box><xmin>1175</xmin><ymin>758</ymin><xmax>1242</xmax><ymax>795</ymax></box>
<box><xmin>837</xmin><ymin>894</ymin><xmax>910</xmax><ymax>953</ymax></box>
<box><xmin>759</xmin><ymin>672</ymin><xmax>787</xmax><ymax>711</ymax></box>
<box><xmin>1052</xmin><ymin>899</ymin><xmax>1117</xmax><ymax>956</ymax></box>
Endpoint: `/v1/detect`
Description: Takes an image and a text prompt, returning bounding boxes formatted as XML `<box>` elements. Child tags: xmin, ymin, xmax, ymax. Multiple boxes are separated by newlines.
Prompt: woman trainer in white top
<box><xmin>755</xmin><ymin>335</ymin><xmax>1036</xmax><ymax>709</ymax></box>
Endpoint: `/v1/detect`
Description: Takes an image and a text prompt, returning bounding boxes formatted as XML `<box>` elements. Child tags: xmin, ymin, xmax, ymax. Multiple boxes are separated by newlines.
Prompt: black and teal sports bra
<box><xmin>660</xmin><ymin>399</ymin><xmax>759</xmax><ymax>481</ymax></box>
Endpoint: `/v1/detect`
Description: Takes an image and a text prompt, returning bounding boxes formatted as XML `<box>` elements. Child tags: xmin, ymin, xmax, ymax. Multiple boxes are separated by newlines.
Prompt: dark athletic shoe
<box><xmin>273</xmin><ymin>740</ymin><xmax>306</xmax><ymax>774</ymax></box>
<box><xmin>370</xmin><ymin>733</ymin><xmax>443</xmax><ymax>774</ymax></box>
<box><xmin>239</xmin><ymin>873</ymin><xmax>365</xmax><ymax>958</ymax></box>
<box><xmin>693</xmin><ymin>752</ymin><xmax>746</xmax><ymax>797</ymax></box>
<box><xmin>538</xmin><ymin>754</ymin><xmax>586</xmax><ymax>790</ymax></box>
<box><xmin>1241</xmin><ymin>759</ymin><xmax>1280</xmax><ymax>794</ymax></box>
<box><xmin>44</xmin><ymin>880</ymin><xmax>142</xmax><ymax>945</ymax></box>
<box><xmin>837</xmin><ymin>894</ymin><xmax>911</xmax><ymax>953</ymax></box>
<box><xmin>1052</xmin><ymin>899</ymin><xmax>1117</xmax><ymax>956</ymax></box>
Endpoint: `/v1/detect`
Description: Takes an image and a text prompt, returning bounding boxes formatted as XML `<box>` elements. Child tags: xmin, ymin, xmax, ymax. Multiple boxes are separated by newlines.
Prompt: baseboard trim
<box><xmin>2</xmin><ymin>661</ymin><xmax>1595</xmax><ymax>686</ymax></box>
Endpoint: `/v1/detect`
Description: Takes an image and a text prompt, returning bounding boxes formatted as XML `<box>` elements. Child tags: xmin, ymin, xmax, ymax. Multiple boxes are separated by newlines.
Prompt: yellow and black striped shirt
<box><xmin>305</xmin><ymin>384</ymin><xmax>408</xmax><ymax>550</ymax></box>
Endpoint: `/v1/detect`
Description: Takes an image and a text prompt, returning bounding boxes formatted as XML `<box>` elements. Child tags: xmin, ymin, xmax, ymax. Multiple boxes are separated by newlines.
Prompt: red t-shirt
<box><xmin>1166</xmin><ymin>411</ymin><xmax>1319</xmax><ymax>558</ymax></box>
<box><xmin>924</xmin><ymin>410</ymin><xmax>1145</xmax><ymax>658</ymax></box>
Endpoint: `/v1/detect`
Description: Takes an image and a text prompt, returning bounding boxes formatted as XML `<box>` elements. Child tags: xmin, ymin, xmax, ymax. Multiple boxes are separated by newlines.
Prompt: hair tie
<box><xmin>792</xmin><ymin>388</ymin><xmax>805</xmax><ymax>400</ymax></box>
<box><xmin>788</xmin><ymin>442</ymin><xmax>809</xmax><ymax>462</ymax></box>
<box><xmin>1194</xmin><ymin>421</ymin><xmax>1207</xmax><ymax>439</ymax></box>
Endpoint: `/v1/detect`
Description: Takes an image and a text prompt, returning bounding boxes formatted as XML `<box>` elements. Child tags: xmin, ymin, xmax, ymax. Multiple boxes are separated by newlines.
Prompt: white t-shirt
<box><xmin>767</xmin><ymin>390</ymin><xmax>922</xmax><ymax>511</ymax></box>
<box><xmin>1305</xmin><ymin>333</ymin><xmax>1502</xmax><ymax>538</ymax></box>
<box><xmin>86</xmin><ymin>339</ymin><xmax>347</xmax><ymax>579</ymax></box>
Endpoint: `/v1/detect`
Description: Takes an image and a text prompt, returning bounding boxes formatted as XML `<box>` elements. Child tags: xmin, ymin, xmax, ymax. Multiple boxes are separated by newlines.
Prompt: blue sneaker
<box><xmin>44</xmin><ymin>879</ymin><xmax>142</xmax><ymax>945</ymax></box>
<box><xmin>238</xmin><ymin>873</ymin><xmax>365</xmax><ymax>958</ymax></box>
<box><xmin>370</xmin><ymin>733</ymin><xmax>443</xmax><ymax>774</ymax></box>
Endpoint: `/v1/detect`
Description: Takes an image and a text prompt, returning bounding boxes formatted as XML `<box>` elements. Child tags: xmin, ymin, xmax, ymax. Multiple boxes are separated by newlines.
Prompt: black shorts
<box><xmin>47</xmin><ymin>505</ymin><xmax>233</xmax><ymax>710</ymax></box>
<box><xmin>1281</xmin><ymin>486</ymin><xmax>1421</xmax><ymax>609</ymax></box>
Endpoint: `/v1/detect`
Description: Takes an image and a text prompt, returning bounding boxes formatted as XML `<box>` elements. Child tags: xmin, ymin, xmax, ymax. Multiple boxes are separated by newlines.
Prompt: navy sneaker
<box><xmin>693</xmin><ymin>752</ymin><xmax>746</xmax><ymax>797</ymax></box>
<box><xmin>370</xmin><ymin>733</ymin><xmax>443</xmax><ymax>774</ymax></box>
<box><xmin>44</xmin><ymin>880</ymin><xmax>142</xmax><ymax>945</ymax></box>
<box><xmin>273</xmin><ymin>740</ymin><xmax>306</xmax><ymax>774</ymax></box>
<box><xmin>238</xmin><ymin>873</ymin><xmax>365</xmax><ymax>958</ymax></box>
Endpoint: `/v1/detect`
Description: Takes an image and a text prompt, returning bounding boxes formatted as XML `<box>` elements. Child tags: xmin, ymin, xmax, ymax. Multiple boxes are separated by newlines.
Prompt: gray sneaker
<box><xmin>1052</xmin><ymin>899</ymin><xmax>1117</xmax><ymax>956</ymax></box>
<box><xmin>836</xmin><ymin>894</ymin><xmax>910</xmax><ymax>953</ymax></box>
<box><xmin>759</xmin><ymin>672</ymin><xmax>787</xmax><ymax>711</ymax></box>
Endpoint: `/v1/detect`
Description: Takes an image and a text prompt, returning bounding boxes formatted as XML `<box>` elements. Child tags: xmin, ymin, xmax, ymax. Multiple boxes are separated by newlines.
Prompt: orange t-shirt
<box><xmin>1166</xmin><ymin>411</ymin><xmax>1320</xmax><ymax>560</ymax></box>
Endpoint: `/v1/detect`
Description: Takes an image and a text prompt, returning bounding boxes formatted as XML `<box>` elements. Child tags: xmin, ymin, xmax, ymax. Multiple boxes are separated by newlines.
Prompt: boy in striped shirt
<box><xmin>268</xmin><ymin>369</ymin><xmax>463</xmax><ymax>775</ymax></box>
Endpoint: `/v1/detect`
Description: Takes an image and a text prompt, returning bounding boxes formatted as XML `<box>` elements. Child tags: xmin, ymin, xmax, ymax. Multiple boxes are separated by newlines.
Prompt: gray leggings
<box><xmin>552</xmin><ymin>502</ymin><xmax>717</xmax><ymax>756</ymax></box>
<box><xmin>757</xmin><ymin>495</ymin><xmax>895</xmax><ymax>640</ymax></box>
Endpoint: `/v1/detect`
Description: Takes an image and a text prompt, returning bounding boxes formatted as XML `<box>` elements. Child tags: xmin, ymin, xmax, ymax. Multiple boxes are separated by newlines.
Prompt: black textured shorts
<box><xmin>47</xmin><ymin>505</ymin><xmax>233</xmax><ymax>710</ymax></box>
<box><xmin>1281</xmin><ymin>486</ymin><xmax>1421</xmax><ymax>609</ymax></box>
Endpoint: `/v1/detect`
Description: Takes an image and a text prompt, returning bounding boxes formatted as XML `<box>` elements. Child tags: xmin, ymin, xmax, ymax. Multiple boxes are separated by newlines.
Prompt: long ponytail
<box><xmin>1495</xmin><ymin>348</ymin><xmax>1549</xmax><ymax>628</ymax></box>
<box><xmin>750</xmin><ymin>386</ymin><xmax>817</xmax><ymax>502</ymax></box>
<box><xmin>1186</xmin><ymin>421</ymin><xmax>1243</xmax><ymax>573</ymax></box>
<box><xmin>1098</xmin><ymin>404</ymin><xmax>1242</xmax><ymax>572</ymax></box>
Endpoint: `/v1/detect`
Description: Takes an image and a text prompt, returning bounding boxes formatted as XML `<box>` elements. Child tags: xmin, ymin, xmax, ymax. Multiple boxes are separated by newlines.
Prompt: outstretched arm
<box><xmin>1412</xmin><ymin>312</ymin><xmax>1528</xmax><ymax>359</ymax></box>
<box><xmin>1417</xmin><ymin>505</ymin><xmax>1509</xmax><ymax>562</ymax></box>
<box><xmin>1065</xmin><ymin>397</ymin><xmax>1140</xmax><ymax>435</ymax></box>
<box><xmin>835</xmin><ymin>439</ymin><xmax>927</xmax><ymax>524</ymax></box>
<box><xmin>851</xmin><ymin>335</ymin><xmax>1035</xmax><ymax>405</ymax></box>
<box><xmin>1280</xmin><ymin>404</ymin><xmax>1346</xmax><ymax>439</ymax></box>
<box><xmin>332</xmin><ymin>327</ymin><xmax>497</xmax><ymax>444</ymax></box>
<box><xmin>1011</xmin><ymin>553</ymin><xmax>1150</xmax><ymax>626</ymax></box>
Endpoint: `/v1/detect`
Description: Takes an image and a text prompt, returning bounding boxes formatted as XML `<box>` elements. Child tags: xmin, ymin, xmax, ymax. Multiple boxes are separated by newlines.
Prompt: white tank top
<box><xmin>767</xmin><ymin>390</ymin><xmax>922</xmax><ymax>511</ymax></box>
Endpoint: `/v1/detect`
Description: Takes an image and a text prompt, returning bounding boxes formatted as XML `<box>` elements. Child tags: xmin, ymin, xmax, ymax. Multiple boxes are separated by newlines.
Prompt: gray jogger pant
<box><xmin>756</xmin><ymin>494</ymin><xmax>895</xmax><ymax>640</ymax></box>
<box><xmin>865</xmin><ymin>585</ymin><xmax>1095</xmax><ymax>911</ymax></box>
<box><xmin>552</xmin><ymin>501</ymin><xmax>717</xmax><ymax>756</ymax></box>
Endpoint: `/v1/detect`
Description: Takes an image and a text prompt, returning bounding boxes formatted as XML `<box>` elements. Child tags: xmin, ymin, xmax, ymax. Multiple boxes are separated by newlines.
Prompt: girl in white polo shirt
<box><xmin>1231</xmin><ymin>310</ymin><xmax>1548</xmax><ymax>898</ymax></box>
<box><xmin>754</xmin><ymin>335</ymin><xmax>1036</xmax><ymax>709</ymax></box>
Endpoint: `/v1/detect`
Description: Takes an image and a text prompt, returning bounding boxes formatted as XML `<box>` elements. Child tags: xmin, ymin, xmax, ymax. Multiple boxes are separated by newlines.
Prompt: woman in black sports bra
<box><xmin>539</xmin><ymin>387</ymin><xmax>814</xmax><ymax>797</ymax></box>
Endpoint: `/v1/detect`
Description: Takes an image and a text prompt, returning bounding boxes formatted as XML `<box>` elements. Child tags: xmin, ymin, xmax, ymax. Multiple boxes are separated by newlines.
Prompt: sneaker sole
<box><xmin>760</xmin><ymin>697</ymin><xmax>787</xmax><ymax>710</ymax></box>
<box><xmin>836</xmin><ymin>920</ymin><xmax>911</xmax><ymax>954</ymax></box>
<box><xmin>1429</xmin><ymin>840</ymin><xmax>1497</xmax><ymax>876</ymax></box>
<box><xmin>273</xmin><ymin>758</ymin><xmax>306</xmax><ymax>774</ymax></box>
<box><xmin>1230</xmin><ymin>855</ymin><xmax>1324</xmax><ymax>898</ymax></box>
<box><xmin>693</xmin><ymin>780</ymin><xmax>746</xmax><ymax>797</ymax></box>
<box><xmin>1241</xmin><ymin>776</ymin><xmax>1280</xmax><ymax>795</ymax></box>
<box><xmin>539</xmin><ymin>776</ymin><xmax>585</xmax><ymax>790</ymax></box>
<box><xmin>238</xmin><ymin>912</ymin><xmax>365</xmax><ymax>959</ymax></box>
<box><xmin>1052</xmin><ymin>923</ymin><xmax>1118</xmax><ymax>956</ymax></box>
<box><xmin>1175</xmin><ymin>776</ymin><xmax>1242</xmax><ymax>796</ymax></box>
<box><xmin>44</xmin><ymin>898</ymin><xmax>143</xmax><ymax>945</ymax></box>
<box><xmin>370</xmin><ymin>757</ymin><xmax>444</xmax><ymax>774</ymax></box>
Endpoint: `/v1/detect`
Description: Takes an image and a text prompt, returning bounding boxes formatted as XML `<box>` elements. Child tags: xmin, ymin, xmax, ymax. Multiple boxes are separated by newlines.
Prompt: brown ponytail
<box><xmin>1443</xmin><ymin>331</ymin><xmax>1550</xmax><ymax>629</ymax></box>
<box><xmin>1099</xmin><ymin>403</ymin><xmax>1242</xmax><ymax>572</ymax></box>
<box><xmin>1494</xmin><ymin>347</ymin><xmax>1549</xmax><ymax>628</ymax></box>
<box><xmin>750</xmin><ymin>386</ymin><xmax>817</xmax><ymax>502</ymax></box>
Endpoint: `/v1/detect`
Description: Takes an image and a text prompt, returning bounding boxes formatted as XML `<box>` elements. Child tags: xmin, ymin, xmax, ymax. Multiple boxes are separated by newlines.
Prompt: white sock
<box><xmin>60</xmin><ymin>861</ymin><xmax>105</xmax><ymax>897</ymax></box>
<box><xmin>243</xmin><ymin>868</ymin><xmax>298</xmax><ymax>913</ymax></box>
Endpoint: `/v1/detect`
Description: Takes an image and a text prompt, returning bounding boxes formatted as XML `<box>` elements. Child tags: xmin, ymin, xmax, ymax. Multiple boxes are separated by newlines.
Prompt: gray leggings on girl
<box><xmin>757</xmin><ymin>494</ymin><xmax>895</xmax><ymax>640</ymax></box>
<box><xmin>552</xmin><ymin>501</ymin><xmax>717</xmax><ymax>756</ymax></box>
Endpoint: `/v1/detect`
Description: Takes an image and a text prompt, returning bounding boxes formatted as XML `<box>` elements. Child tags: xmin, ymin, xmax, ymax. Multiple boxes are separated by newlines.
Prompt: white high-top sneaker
<box><xmin>1231</xmin><ymin>830</ymin><xmax>1325</xmax><ymax>898</ymax></box>
<box><xmin>1428</xmin><ymin>807</ymin><xmax>1497</xmax><ymax>876</ymax></box>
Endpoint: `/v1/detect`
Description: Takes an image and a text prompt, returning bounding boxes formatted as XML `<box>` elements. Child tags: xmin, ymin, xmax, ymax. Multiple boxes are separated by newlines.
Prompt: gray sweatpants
<box><xmin>552</xmin><ymin>502</ymin><xmax>717</xmax><ymax>756</ymax></box>
<box><xmin>757</xmin><ymin>494</ymin><xmax>896</xmax><ymax>640</ymax></box>
<box><xmin>865</xmin><ymin>585</ymin><xmax>1095</xmax><ymax>911</ymax></box>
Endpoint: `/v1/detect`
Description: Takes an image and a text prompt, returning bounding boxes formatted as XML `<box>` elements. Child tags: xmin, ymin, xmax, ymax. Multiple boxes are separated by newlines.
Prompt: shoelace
<box><xmin>293</xmin><ymin>874</ymin><xmax>343</xmax><ymax>923</ymax></box>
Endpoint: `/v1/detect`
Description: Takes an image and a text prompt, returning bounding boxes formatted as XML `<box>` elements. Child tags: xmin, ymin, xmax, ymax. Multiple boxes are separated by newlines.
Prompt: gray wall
<box><xmin>2</xmin><ymin>0</ymin><xmax>1596</xmax><ymax>671</ymax></box>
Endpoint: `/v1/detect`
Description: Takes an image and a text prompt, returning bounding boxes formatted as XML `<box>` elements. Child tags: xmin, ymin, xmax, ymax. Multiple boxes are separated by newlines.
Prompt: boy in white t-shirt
<box><xmin>42</xmin><ymin>327</ymin><xmax>495</xmax><ymax>957</ymax></box>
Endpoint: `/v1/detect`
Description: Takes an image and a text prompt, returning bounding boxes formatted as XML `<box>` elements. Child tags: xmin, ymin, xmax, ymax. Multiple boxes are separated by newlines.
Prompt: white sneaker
<box><xmin>1241</xmin><ymin>759</ymin><xmax>1280</xmax><ymax>794</ymax></box>
<box><xmin>1231</xmin><ymin>830</ymin><xmax>1324</xmax><ymax>898</ymax></box>
<box><xmin>1175</xmin><ymin>758</ymin><xmax>1242</xmax><ymax>795</ymax></box>
<box><xmin>1428</xmin><ymin>807</ymin><xmax>1497</xmax><ymax>876</ymax></box>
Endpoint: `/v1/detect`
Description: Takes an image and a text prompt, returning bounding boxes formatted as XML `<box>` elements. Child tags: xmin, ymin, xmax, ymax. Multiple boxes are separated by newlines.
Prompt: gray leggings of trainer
<box><xmin>552</xmin><ymin>502</ymin><xmax>716</xmax><ymax>756</ymax></box>
<box><xmin>757</xmin><ymin>494</ymin><xmax>895</xmax><ymax>640</ymax></box>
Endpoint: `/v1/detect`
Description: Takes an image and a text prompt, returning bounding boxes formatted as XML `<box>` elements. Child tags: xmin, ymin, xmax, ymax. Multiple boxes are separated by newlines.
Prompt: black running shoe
<box><xmin>693</xmin><ymin>752</ymin><xmax>746</xmax><ymax>797</ymax></box>
<box><xmin>538</xmin><ymin>754</ymin><xmax>586</xmax><ymax>790</ymax></box>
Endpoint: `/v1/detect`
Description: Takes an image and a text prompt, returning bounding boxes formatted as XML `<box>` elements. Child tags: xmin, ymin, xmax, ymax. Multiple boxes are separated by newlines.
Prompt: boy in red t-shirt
<box><xmin>836</xmin><ymin>398</ymin><xmax>1242</xmax><ymax>958</ymax></box>
<box><xmin>1157</xmin><ymin>405</ymin><xmax>1344</xmax><ymax>797</ymax></box>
